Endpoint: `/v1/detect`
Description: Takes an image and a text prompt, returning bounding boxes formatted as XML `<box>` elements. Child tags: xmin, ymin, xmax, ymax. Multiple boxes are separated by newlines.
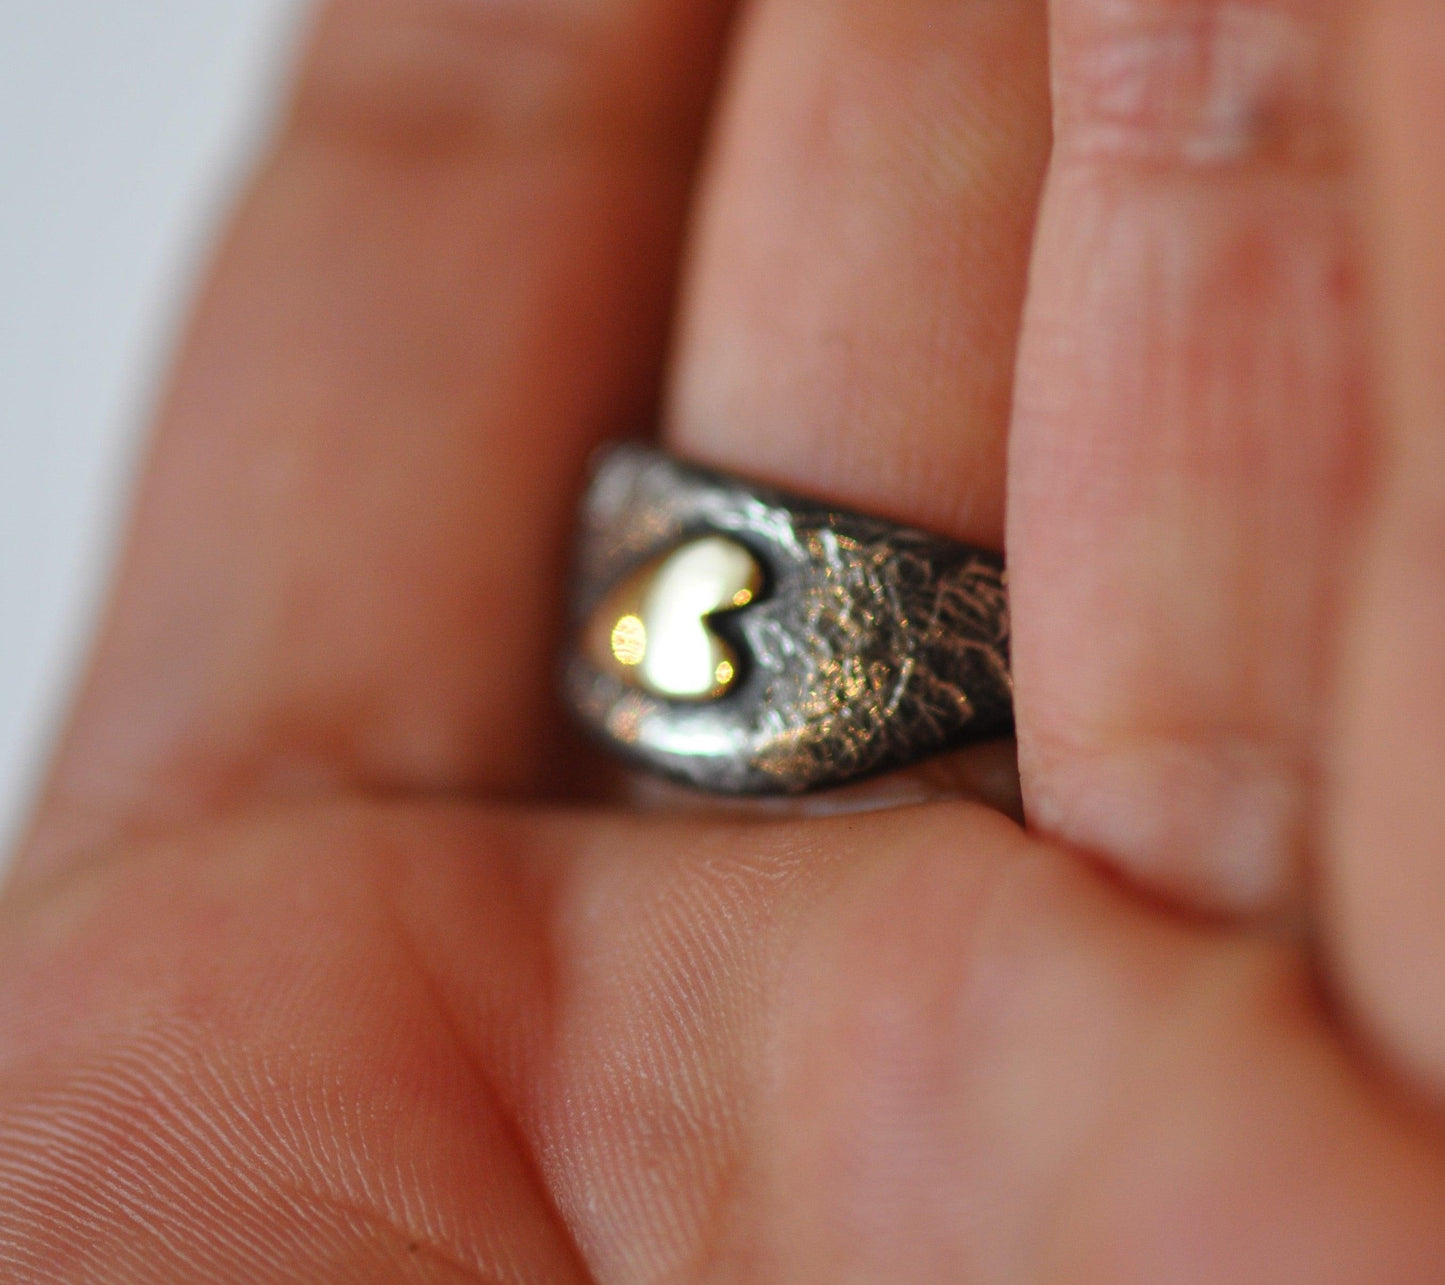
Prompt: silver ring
<box><xmin>563</xmin><ymin>444</ymin><xmax>1012</xmax><ymax>795</ymax></box>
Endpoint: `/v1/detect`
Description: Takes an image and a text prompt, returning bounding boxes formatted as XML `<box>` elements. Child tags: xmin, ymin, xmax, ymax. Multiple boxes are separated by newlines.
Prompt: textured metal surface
<box><xmin>564</xmin><ymin>444</ymin><xmax>1013</xmax><ymax>795</ymax></box>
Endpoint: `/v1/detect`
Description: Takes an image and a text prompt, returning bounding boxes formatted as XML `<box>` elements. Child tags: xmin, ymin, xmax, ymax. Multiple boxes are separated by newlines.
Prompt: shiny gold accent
<box><xmin>585</xmin><ymin>536</ymin><xmax>763</xmax><ymax>701</ymax></box>
<box><xmin>610</xmin><ymin>615</ymin><xmax>647</xmax><ymax>667</ymax></box>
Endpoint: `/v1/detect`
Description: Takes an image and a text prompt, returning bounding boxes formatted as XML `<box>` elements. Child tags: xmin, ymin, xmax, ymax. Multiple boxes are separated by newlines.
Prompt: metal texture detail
<box><xmin>564</xmin><ymin>444</ymin><xmax>1013</xmax><ymax>795</ymax></box>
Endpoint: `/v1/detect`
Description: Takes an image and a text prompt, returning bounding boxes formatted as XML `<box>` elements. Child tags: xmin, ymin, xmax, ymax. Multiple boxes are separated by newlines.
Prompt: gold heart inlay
<box><xmin>586</xmin><ymin>536</ymin><xmax>763</xmax><ymax>701</ymax></box>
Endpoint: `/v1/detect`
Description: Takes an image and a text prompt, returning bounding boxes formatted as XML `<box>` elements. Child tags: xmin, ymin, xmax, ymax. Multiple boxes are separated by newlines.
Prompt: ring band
<box><xmin>563</xmin><ymin>444</ymin><xmax>1013</xmax><ymax>795</ymax></box>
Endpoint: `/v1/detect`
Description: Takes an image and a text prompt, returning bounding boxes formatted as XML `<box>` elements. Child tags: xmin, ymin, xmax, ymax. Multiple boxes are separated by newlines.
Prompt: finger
<box><xmin>1009</xmin><ymin>0</ymin><xmax>1363</xmax><ymax>913</ymax></box>
<box><xmin>5</xmin><ymin>801</ymin><xmax>1445</xmax><ymax>1280</ymax></box>
<box><xmin>19</xmin><ymin>0</ymin><xmax>734</xmax><ymax>876</ymax></box>
<box><xmin>1329</xmin><ymin>0</ymin><xmax>1445</xmax><ymax>1098</ymax></box>
<box><xmin>666</xmin><ymin>0</ymin><xmax>1052</xmax><ymax>550</ymax></box>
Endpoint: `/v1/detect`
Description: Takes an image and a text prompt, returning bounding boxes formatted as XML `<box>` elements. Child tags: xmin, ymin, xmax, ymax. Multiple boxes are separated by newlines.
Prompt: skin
<box><xmin>3</xmin><ymin>0</ymin><xmax>1445</xmax><ymax>1278</ymax></box>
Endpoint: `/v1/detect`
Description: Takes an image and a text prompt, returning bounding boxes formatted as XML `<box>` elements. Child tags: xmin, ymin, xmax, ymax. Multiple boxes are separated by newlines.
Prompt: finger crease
<box><xmin>1054</xmin><ymin>1</ymin><xmax>1346</xmax><ymax>173</ymax></box>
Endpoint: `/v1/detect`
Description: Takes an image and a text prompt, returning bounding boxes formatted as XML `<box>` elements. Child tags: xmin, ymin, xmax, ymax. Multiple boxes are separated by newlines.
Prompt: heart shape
<box><xmin>585</xmin><ymin>536</ymin><xmax>763</xmax><ymax>701</ymax></box>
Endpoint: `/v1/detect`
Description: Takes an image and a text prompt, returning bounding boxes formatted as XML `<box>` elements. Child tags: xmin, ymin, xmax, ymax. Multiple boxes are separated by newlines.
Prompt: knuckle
<box><xmin>1054</xmin><ymin>0</ymin><xmax>1346</xmax><ymax>170</ymax></box>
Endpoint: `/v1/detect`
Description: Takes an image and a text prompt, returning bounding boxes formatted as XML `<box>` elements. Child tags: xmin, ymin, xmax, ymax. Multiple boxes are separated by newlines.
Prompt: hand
<box><xmin>5</xmin><ymin>0</ymin><xmax>1445</xmax><ymax>1279</ymax></box>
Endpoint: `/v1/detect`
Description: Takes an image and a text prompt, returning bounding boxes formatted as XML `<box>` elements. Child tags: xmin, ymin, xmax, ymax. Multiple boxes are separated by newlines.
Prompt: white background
<box><xmin>0</xmin><ymin>1</ymin><xmax>305</xmax><ymax>848</ymax></box>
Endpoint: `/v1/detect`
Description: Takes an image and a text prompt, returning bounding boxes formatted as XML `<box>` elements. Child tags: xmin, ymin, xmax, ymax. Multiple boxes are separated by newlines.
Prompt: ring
<box><xmin>563</xmin><ymin>444</ymin><xmax>1013</xmax><ymax>795</ymax></box>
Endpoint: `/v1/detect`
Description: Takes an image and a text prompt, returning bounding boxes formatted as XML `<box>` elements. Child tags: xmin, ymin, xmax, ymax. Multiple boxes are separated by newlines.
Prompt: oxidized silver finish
<box><xmin>565</xmin><ymin>444</ymin><xmax>1013</xmax><ymax>794</ymax></box>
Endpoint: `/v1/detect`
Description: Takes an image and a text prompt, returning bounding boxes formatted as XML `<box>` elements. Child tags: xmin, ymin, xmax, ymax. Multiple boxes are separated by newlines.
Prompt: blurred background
<box><xmin>0</xmin><ymin>2</ymin><xmax>305</xmax><ymax>847</ymax></box>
